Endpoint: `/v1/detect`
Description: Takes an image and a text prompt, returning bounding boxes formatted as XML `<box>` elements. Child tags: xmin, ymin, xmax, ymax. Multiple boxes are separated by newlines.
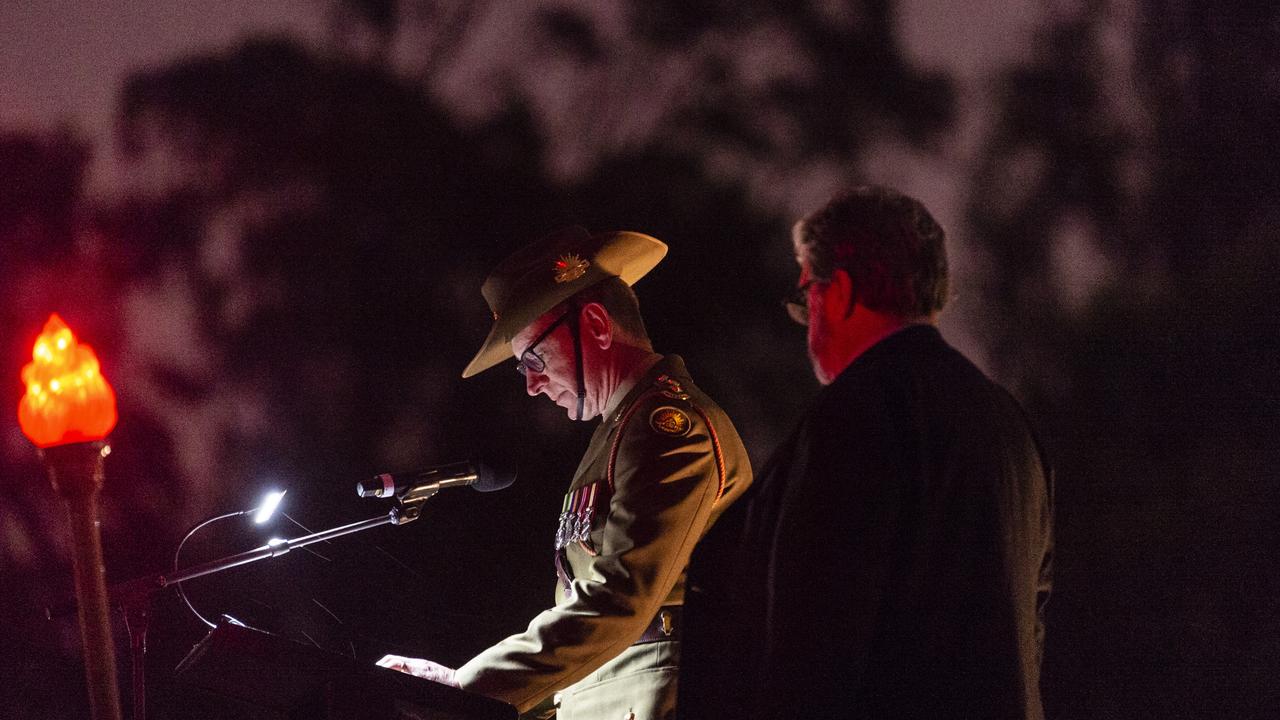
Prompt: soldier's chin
<box><xmin>553</xmin><ymin>391</ymin><xmax>577</xmax><ymax>414</ymax></box>
<box><xmin>556</xmin><ymin>391</ymin><xmax>594</xmax><ymax>420</ymax></box>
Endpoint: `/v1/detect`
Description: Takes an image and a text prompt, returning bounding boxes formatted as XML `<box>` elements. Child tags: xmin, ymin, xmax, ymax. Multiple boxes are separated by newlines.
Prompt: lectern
<box><xmin>175</xmin><ymin>622</ymin><xmax>515</xmax><ymax>720</ymax></box>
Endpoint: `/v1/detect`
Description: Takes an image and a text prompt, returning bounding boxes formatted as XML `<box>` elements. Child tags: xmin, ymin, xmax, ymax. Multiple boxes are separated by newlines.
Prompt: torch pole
<box><xmin>43</xmin><ymin>440</ymin><xmax>123</xmax><ymax>720</ymax></box>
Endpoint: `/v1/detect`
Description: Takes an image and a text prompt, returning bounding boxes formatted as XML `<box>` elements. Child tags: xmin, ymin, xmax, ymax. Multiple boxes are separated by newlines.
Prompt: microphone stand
<box><xmin>46</xmin><ymin>499</ymin><xmax>429</xmax><ymax>720</ymax></box>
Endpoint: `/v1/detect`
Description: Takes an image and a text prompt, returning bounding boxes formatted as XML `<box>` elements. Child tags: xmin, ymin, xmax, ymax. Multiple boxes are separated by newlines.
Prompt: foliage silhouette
<box><xmin>969</xmin><ymin>2</ymin><xmax>1280</xmax><ymax>717</ymax></box>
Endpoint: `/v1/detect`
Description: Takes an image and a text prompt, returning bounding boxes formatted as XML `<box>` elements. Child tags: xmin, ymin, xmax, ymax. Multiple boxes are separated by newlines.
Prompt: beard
<box><xmin>807</xmin><ymin>320</ymin><xmax>837</xmax><ymax>386</ymax></box>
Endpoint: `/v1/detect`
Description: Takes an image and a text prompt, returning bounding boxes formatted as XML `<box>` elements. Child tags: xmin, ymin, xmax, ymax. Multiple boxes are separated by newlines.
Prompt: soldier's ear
<box><xmin>827</xmin><ymin>269</ymin><xmax>855</xmax><ymax>321</ymax></box>
<box><xmin>580</xmin><ymin>302</ymin><xmax>613</xmax><ymax>350</ymax></box>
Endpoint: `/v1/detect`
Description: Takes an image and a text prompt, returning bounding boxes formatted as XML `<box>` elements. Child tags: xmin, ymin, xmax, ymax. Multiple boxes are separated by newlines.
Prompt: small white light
<box><xmin>254</xmin><ymin>490</ymin><xmax>287</xmax><ymax>524</ymax></box>
<box><xmin>267</xmin><ymin>537</ymin><xmax>287</xmax><ymax>547</ymax></box>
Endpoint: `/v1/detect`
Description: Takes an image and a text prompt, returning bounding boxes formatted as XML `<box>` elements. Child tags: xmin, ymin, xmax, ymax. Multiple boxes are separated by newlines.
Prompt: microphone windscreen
<box><xmin>474</xmin><ymin>459</ymin><xmax>517</xmax><ymax>492</ymax></box>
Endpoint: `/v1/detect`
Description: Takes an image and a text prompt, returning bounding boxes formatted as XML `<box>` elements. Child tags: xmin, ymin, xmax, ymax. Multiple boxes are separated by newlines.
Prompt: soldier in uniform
<box><xmin>379</xmin><ymin>226</ymin><xmax>752</xmax><ymax>719</ymax></box>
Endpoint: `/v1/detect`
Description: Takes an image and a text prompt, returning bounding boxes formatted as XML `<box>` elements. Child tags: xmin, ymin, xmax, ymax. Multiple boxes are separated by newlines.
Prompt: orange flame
<box><xmin>17</xmin><ymin>314</ymin><xmax>118</xmax><ymax>448</ymax></box>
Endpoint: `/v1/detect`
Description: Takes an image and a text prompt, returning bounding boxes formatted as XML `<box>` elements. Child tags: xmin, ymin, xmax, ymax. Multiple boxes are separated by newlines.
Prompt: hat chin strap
<box><xmin>568</xmin><ymin>306</ymin><xmax>586</xmax><ymax>421</ymax></box>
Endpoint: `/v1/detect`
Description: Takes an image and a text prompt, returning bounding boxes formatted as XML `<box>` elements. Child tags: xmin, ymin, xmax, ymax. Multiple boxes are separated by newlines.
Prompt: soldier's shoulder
<box><xmin>614</xmin><ymin>373</ymin><xmax>714</xmax><ymax>441</ymax></box>
<box><xmin>637</xmin><ymin>390</ymin><xmax>700</xmax><ymax>437</ymax></box>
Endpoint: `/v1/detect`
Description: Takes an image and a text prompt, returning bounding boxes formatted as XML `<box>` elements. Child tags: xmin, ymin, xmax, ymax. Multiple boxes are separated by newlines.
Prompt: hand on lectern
<box><xmin>376</xmin><ymin>654</ymin><xmax>460</xmax><ymax>687</ymax></box>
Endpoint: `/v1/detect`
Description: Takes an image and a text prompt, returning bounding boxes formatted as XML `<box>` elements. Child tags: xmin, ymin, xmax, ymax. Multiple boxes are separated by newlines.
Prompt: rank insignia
<box><xmin>654</xmin><ymin>374</ymin><xmax>690</xmax><ymax>400</ymax></box>
<box><xmin>553</xmin><ymin>253</ymin><xmax>590</xmax><ymax>283</ymax></box>
<box><xmin>649</xmin><ymin>406</ymin><xmax>691</xmax><ymax>436</ymax></box>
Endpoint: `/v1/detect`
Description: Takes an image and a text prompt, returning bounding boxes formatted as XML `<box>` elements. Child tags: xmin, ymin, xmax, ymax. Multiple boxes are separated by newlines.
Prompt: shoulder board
<box><xmin>653</xmin><ymin>373</ymin><xmax>691</xmax><ymax>401</ymax></box>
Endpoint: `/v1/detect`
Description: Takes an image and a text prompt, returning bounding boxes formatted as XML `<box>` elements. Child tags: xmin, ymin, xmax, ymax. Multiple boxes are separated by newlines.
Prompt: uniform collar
<box><xmin>602</xmin><ymin>354</ymin><xmax>687</xmax><ymax>425</ymax></box>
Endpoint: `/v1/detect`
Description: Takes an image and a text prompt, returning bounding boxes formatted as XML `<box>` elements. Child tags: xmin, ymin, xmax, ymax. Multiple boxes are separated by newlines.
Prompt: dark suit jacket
<box><xmin>680</xmin><ymin>325</ymin><xmax>1053</xmax><ymax>719</ymax></box>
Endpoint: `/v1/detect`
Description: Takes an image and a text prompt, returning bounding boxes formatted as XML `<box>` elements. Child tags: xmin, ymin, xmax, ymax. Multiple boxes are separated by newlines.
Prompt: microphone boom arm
<box><xmin>163</xmin><ymin>502</ymin><xmax>421</xmax><ymax>588</ymax></box>
<box><xmin>46</xmin><ymin>500</ymin><xmax>426</xmax><ymax>621</ymax></box>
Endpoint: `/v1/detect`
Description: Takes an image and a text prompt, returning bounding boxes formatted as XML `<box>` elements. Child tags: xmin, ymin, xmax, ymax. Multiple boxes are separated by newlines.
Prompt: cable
<box><xmin>173</xmin><ymin>509</ymin><xmax>247</xmax><ymax>629</ymax></box>
<box><xmin>281</xmin><ymin>511</ymin><xmax>332</xmax><ymax>561</ymax></box>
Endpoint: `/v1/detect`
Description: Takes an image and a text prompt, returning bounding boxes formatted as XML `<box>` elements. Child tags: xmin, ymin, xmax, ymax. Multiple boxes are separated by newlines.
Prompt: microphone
<box><xmin>356</xmin><ymin>459</ymin><xmax>516</xmax><ymax>501</ymax></box>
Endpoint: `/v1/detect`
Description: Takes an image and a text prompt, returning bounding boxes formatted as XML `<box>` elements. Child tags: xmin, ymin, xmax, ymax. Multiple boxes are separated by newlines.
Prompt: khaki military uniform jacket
<box><xmin>455</xmin><ymin>355</ymin><xmax>751</xmax><ymax>715</ymax></box>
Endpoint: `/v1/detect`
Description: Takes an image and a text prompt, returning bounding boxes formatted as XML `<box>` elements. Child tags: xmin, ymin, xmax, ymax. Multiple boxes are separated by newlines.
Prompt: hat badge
<box><xmin>554</xmin><ymin>253</ymin><xmax>590</xmax><ymax>283</ymax></box>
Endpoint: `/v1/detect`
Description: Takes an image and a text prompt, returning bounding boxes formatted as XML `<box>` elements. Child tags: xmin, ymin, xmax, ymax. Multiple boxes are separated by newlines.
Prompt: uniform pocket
<box><xmin>558</xmin><ymin>665</ymin><xmax>678</xmax><ymax>720</ymax></box>
<box><xmin>556</xmin><ymin>641</ymin><xmax>680</xmax><ymax>720</ymax></box>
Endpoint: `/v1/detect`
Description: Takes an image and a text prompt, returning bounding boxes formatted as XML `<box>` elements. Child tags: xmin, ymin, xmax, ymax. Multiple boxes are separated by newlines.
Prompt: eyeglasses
<box><xmin>782</xmin><ymin>281</ymin><xmax>817</xmax><ymax>326</ymax></box>
<box><xmin>516</xmin><ymin>310</ymin><xmax>572</xmax><ymax>376</ymax></box>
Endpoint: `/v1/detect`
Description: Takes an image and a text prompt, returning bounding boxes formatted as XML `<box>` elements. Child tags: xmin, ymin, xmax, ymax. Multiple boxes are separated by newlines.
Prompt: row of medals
<box><xmin>556</xmin><ymin>481</ymin><xmax>600</xmax><ymax>550</ymax></box>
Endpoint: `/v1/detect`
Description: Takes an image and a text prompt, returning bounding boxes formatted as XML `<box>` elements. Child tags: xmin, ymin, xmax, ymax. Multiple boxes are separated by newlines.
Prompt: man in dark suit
<box><xmin>680</xmin><ymin>186</ymin><xmax>1054</xmax><ymax>719</ymax></box>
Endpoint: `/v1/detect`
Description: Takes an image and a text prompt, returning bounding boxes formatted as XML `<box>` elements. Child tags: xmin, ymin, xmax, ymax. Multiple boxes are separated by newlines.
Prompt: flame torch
<box><xmin>18</xmin><ymin>313</ymin><xmax>123</xmax><ymax>720</ymax></box>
